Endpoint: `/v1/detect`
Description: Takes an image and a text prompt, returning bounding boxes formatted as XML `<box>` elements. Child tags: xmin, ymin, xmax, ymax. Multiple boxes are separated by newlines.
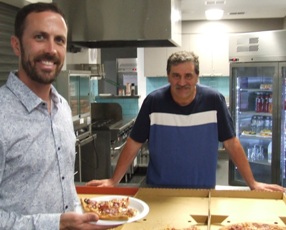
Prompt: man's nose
<box><xmin>44</xmin><ymin>39</ymin><xmax>57</xmax><ymax>55</ymax></box>
<box><xmin>178</xmin><ymin>76</ymin><xmax>187</xmax><ymax>85</ymax></box>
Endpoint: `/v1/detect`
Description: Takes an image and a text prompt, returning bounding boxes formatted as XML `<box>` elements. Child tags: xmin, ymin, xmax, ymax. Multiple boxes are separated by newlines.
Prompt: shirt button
<box><xmin>58</xmin><ymin>147</ymin><xmax>60</xmax><ymax>151</ymax></box>
<box><xmin>65</xmin><ymin>205</ymin><xmax>68</xmax><ymax>209</ymax></box>
<box><xmin>62</xmin><ymin>176</ymin><xmax>65</xmax><ymax>180</ymax></box>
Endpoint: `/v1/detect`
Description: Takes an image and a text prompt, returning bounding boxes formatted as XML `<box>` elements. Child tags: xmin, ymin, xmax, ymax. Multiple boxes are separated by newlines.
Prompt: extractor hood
<box><xmin>53</xmin><ymin>0</ymin><xmax>181</xmax><ymax>48</ymax></box>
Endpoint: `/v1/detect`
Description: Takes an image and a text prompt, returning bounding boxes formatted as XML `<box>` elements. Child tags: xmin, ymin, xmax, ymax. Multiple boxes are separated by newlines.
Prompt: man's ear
<box><xmin>11</xmin><ymin>35</ymin><xmax>21</xmax><ymax>56</ymax></box>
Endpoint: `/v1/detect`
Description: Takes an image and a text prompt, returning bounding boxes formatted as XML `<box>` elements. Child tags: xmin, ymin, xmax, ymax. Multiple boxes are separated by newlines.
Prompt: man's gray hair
<box><xmin>166</xmin><ymin>51</ymin><xmax>199</xmax><ymax>75</ymax></box>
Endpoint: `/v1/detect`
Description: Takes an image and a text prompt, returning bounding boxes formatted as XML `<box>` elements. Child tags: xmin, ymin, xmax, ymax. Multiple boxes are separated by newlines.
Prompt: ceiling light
<box><xmin>205</xmin><ymin>9</ymin><xmax>224</xmax><ymax>20</ymax></box>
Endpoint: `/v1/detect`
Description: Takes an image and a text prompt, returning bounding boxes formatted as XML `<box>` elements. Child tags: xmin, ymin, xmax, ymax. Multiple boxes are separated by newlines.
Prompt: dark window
<box><xmin>0</xmin><ymin>2</ymin><xmax>18</xmax><ymax>87</ymax></box>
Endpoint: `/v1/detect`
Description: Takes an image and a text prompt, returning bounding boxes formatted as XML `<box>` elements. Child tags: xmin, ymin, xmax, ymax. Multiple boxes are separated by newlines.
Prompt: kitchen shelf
<box><xmin>239</xmin><ymin>88</ymin><xmax>272</xmax><ymax>92</ymax></box>
<box><xmin>240</xmin><ymin>134</ymin><xmax>272</xmax><ymax>140</ymax></box>
<box><xmin>96</xmin><ymin>95</ymin><xmax>140</xmax><ymax>99</ymax></box>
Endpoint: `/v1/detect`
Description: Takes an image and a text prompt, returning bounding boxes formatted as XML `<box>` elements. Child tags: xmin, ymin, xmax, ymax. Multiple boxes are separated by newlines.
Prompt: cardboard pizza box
<box><xmin>118</xmin><ymin>188</ymin><xmax>210</xmax><ymax>230</ymax></box>
<box><xmin>117</xmin><ymin>188</ymin><xmax>286</xmax><ymax>230</ymax></box>
<box><xmin>209</xmin><ymin>190</ymin><xmax>286</xmax><ymax>230</ymax></box>
<box><xmin>76</xmin><ymin>186</ymin><xmax>286</xmax><ymax>230</ymax></box>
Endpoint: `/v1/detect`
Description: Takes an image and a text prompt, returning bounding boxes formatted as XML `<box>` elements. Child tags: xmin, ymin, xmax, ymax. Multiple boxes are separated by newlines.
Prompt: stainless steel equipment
<box><xmin>91</xmin><ymin>103</ymin><xmax>136</xmax><ymax>182</ymax></box>
<box><xmin>55</xmin><ymin>70</ymin><xmax>92</xmax><ymax>140</ymax></box>
<box><xmin>53</xmin><ymin>0</ymin><xmax>181</xmax><ymax>48</ymax></box>
<box><xmin>229</xmin><ymin>30</ymin><xmax>286</xmax><ymax>186</ymax></box>
<box><xmin>117</xmin><ymin>58</ymin><xmax>138</xmax><ymax>95</ymax></box>
<box><xmin>55</xmin><ymin>70</ymin><xmax>98</xmax><ymax>182</ymax></box>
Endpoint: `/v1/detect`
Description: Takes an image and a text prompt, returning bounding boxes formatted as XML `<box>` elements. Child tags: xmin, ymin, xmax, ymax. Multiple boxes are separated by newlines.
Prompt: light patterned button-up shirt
<box><xmin>0</xmin><ymin>72</ymin><xmax>78</xmax><ymax>229</ymax></box>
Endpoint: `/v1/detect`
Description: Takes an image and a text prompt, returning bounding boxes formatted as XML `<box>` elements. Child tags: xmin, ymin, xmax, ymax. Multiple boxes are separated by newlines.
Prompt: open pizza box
<box><xmin>116</xmin><ymin>188</ymin><xmax>286</xmax><ymax>230</ymax></box>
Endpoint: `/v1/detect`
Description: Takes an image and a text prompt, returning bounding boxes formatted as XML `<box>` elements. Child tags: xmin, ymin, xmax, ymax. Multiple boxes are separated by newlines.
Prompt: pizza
<box><xmin>164</xmin><ymin>227</ymin><xmax>199</xmax><ymax>230</ymax></box>
<box><xmin>80</xmin><ymin>197</ymin><xmax>137</xmax><ymax>221</ymax></box>
<box><xmin>219</xmin><ymin>222</ymin><xmax>286</xmax><ymax>230</ymax></box>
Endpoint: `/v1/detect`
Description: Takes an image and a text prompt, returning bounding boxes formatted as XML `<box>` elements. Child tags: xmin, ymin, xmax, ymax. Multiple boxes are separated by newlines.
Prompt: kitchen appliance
<box><xmin>55</xmin><ymin>70</ymin><xmax>92</xmax><ymax>139</ymax></box>
<box><xmin>91</xmin><ymin>103</ymin><xmax>136</xmax><ymax>182</ymax></box>
<box><xmin>66</xmin><ymin>48</ymin><xmax>105</xmax><ymax>80</ymax></box>
<box><xmin>228</xmin><ymin>30</ymin><xmax>286</xmax><ymax>186</ymax></box>
<box><xmin>53</xmin><ymin>0</ymin><xmax>181</xmax><ymax>48</ymax></box>
<box><xmin>55</xmin><ymin>70</ymin><xmax>98</xmax><ymax>182</ymax></box>
<box><xmin>117</xmin><ymin>58</ymin><xmax>138</xmax><ymax>95</ymax></box>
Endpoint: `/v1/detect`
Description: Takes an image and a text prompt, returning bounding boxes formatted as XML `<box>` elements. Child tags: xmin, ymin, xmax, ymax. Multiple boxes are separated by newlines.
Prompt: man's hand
<box><xmin>60</xmin><ymin>212</ymin><xmax>120</xmax><ymax>229</ymax></box>
<box><xmin>250</xmin><ymin>181</ymin><xmax>285</xmax><ymax>192</ymax></box>
<box><xmin>85</xmin><ymin>179</ymin><xmax>116</xmax><ymax>187</ymax></box>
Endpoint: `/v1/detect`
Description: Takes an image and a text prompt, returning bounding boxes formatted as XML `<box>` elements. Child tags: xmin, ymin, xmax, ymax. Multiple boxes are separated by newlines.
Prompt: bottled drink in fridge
<box><xmin>264</xmin><ymin>116</ymin><xmax>271</xmax><ymax>130</ymax></box>
<box><xmin>255</xmin><ymin>93</ymin><xmax>263</xmax><ymax>112</ymax></box>
<box><xmin>256</xmin><ymin>116</ymin><xmax>264</xmax><ymax>134</ymax></box>
<box><xmin>251</xmin><ymin>115</ymin><xmax>257</xmax><ymax>133</ymax></box>
<box><xmin>268</xmin><ymin>93</ymin><xmax>273</xmax><ymax>113</ymax></box>
<box><xmin>268</xmin><ymin>141</ymin><xmax>272</xmax><ymax>163</ymax></box>
<box><xmin>263</xmin><ymin>93</ymin><xmax>269</xmax><ymax>112</ymax></box>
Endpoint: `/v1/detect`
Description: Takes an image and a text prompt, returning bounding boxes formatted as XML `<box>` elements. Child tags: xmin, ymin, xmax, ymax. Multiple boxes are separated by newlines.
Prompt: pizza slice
<box><xmin>219</xmin><ymin>222</ymin><xmax>286</xmax><ymax>230</ymax></box>
<box><xmin>80</xmin><ymin>197</ymin><xmax>137</xmax><ymax>221</ymax></box>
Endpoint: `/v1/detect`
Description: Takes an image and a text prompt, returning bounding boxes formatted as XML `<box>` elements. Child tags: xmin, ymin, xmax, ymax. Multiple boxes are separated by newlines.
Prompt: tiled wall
<box><xmin>90</xmin><ymin>78</ymin><xmax>99</xmax><ymax>99</ymax></box>
<box><xmin>90</xmin><ymin>79</ymin><xmax>139</xmax><ymax>117</ymax></box>
<box><xmin>199</xmin><ymin>77</ymin><xmax>229</xmax><ymax>98</ymax></box>
<box><xmin>146</xmin><ymin>77</ymin><xmax>169</xmax><ymax>94</ymax></box>
<box><xmin>94</xmin><ymin>97</ymin><xmax>139</xmax><ymax>117</ymax></box>
<box><xmin>91</xmin><ymin>77</ymin><xmax>229</xmax><ymax>117</ymax></box>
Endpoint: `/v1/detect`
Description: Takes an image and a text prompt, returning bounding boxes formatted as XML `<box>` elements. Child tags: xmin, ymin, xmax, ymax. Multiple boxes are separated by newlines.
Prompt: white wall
<box><xmin>182</xmin><ymin>18</ymin><xmax>284</xmax><ymax>34</ymax></box>
<box><xmin>137</xmin><ymin>48</ymin><xmax>146</xmax><ymax>107</ymax></box>
<box><xmin>137</xmin><ymin>18</ymin><xmax>285</xmax><ymax>106</ymax></box>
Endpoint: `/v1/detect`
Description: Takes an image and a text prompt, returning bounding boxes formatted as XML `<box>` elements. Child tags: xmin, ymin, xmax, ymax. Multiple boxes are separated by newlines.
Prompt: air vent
<box><xmin>249</xmin><ymin>37</ymin><xmax>259</xmax><ymax>44</ymax></box>
<box><xmin>237</xmin><ymin>45</ymin><xmax>259</xmax><ymax>52</ymax></box>
<box><xmin>229</xmin><ymin>30</ymin><xmax>286</xmax><ymax>61</ymax></box>
<box><xmin>205</xmin><ymin>0</ymin><xmax>226</xmax><ymax>5</ymax></box>
<box><xmin>249</xmin><ymin>45</ymin><xmax>259</xmax><ymax>52</ymax></box>
<box><xmin>237</xmin><ymin>46</ymin><xmax>249</xmax><ymax>52</ymax></box>
<box><xmin>229</xmin><ymin>12</ymin><xmax>245</xmax><ymax>15</ymax></box>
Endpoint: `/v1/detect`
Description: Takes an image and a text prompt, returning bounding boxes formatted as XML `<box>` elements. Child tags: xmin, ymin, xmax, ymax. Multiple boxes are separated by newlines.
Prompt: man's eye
<box><xmin>55</xmin><ymin>37</ymin><xmax>66</xmax><ymax>45</ymax></box>
<box><xmin>35</xmin><ymin>34</ymin><xmax>44</xmax><ymax>40</ymax></box>
<box><xmin>185</xmin><ymin>74</ymin><xmax>193</xmax><ymax>80</ymax></box>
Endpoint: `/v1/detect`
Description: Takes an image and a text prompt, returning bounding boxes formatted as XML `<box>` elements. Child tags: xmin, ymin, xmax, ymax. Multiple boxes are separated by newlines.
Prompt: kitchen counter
<box><xmin>76</xmin><ymin>185</ymin><xmax>138</xmax><ymax>195</ymax></box>
<box><xmin>215</xmin><ymin>185</ymin><xmax>249</xmax><ymax>190</ymax></box>
<box><xmin>109</xmin><ymin>116</ymin><xmax>136</xmax><ymax>130</ymax></box>
<box><xmin>76</xmin><ymin>185</ymin><xmax>250</xmax><ymax>194</ymax></box>
<box><xmin>96</xmin><ymin>95</ymin><xmax>140</xmax><ymax>99</ymax></box>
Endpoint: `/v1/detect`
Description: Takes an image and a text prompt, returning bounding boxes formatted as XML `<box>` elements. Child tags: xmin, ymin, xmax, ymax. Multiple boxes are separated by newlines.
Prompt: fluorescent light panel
<box><xmin>205</xmin><ymin>9</ymin><xmax>224</xmax><ymax>20</ymax></box>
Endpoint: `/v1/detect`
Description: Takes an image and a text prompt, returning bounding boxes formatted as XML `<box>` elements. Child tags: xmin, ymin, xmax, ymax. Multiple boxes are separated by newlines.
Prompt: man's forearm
<box><xmin>224</xmin><ymin>137</ymin><xmax>256</xmax><ymax>189</ymax></box>
<box><xmin>112</xmin><ymin>137</ymin><xmax>142</xmax><ymax>185</ymax></box>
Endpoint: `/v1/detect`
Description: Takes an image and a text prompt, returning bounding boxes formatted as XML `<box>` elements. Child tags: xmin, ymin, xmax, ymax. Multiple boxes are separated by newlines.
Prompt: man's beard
<box><xmin>20</xmin><ymin>44</ymin><xmax>62</xmax><ymax>85</ymax></box>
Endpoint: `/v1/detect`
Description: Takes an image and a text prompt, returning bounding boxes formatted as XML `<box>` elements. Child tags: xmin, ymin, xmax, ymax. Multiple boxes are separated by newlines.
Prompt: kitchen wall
<box><xmin>85</xmin><ymin>18</ymin><xmax>286</xmax><ymax>115</ymax></box>
<box><xmin>89</xmin><ymin>48</ymin><xmax>139</xmax><ymax>117</ymax></box>
<box><xmin>94</xmin><ymin>97</ymin><xmax>139</xmax><ymax>117</ymax></box>
<box><xmin>99</xmin><ymin>47</ymin><xmax>137</xmax><ymax>95</ymax></box>
<box><xmin>90</xmin><ymin>79</ymin><xmax>139</xmax><ymax>117</ymax></box>
<box><xmin>140</xmin><ymin>18</ymin><xmax>286</xmax><ymax>107</ymax></box>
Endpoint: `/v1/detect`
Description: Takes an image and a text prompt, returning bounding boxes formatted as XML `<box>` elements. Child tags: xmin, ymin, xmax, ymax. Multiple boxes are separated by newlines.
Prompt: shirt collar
<box><xmin>6</xmin><ymin>71</ymin><xmax>61</xmax><ymax>113</ymax></box>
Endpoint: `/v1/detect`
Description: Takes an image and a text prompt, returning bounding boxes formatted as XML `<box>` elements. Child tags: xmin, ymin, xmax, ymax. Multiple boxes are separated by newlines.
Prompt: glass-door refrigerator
<box><xmin>228</xmin><ymin>30</ymin><xmax>286</xmax><ymax>186</ymax></box>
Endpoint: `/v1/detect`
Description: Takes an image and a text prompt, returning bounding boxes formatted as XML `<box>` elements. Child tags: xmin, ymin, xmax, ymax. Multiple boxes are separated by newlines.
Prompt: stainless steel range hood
<box><xmin>53</xmin><ymin>0</ymin><xmax>181</xmax><ymax>48</ymax></box>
